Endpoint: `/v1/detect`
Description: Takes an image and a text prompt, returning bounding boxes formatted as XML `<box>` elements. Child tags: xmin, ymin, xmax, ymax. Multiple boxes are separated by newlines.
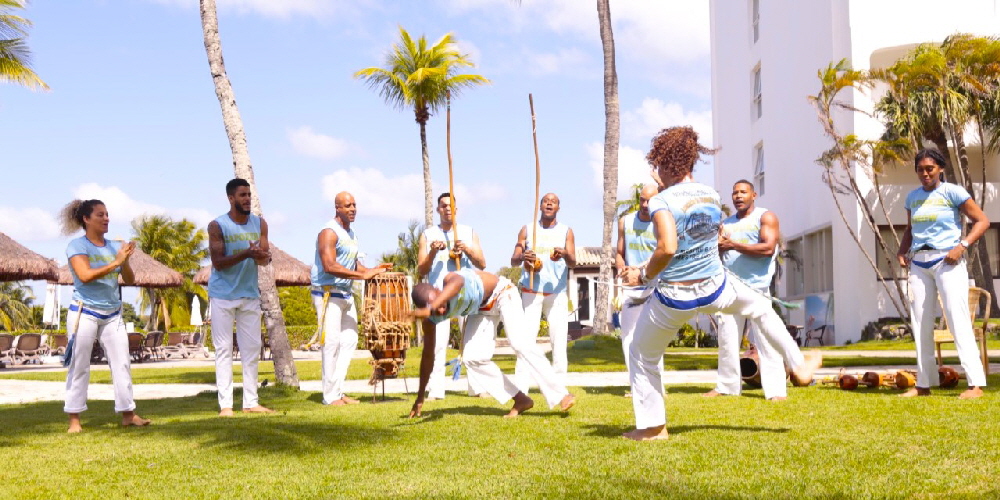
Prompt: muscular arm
<box><xmin>416</xmin><ymin>233</ymin><xmax>435</xmax><ymax>278</ymax></box>
<box><xmin>510</xmin><ymin>226</ymin><xmax>528</xmax><ymax>266</ymax></box>
<box><xmin>896</xmin><ymin>211</ymin><xmax>913</xmax><ymax>267</ymax></box>
<box><xmin>318</xmin><ymin>229</ymin><xmax>381</xmax><ymax>280</ymax></box>
<box><xmin>255</xmin><ymin>218</ymin><xmax>271</xmax><ymax>266</ymax></box>
<box><xmin>729</xmin><ymin>211</ymin><xmax>780</xmax><ymax>257</ymax></box>
<box><xmin>69</xmin><ymin>254</ymin><xmax>123</xmax><ymax>283</ymax></box>
<box><xmin>643</xmin><ymin>209</ymin><xmax>678</xmax><ymax>280</ymax></box>
<box><xmin>465</xmin><ymin>231</ymin><xmax>487</xmax><ymax>270</ymax></box>
<box><xmin>208</xmin><ymin>221</ymin><xmax>252</xmax><ymax>271</ymax></box>
<box><xmin>561</xmin><ymin>228</ymin><xmax>577</xmax><ymax>267</ymax></box>
<box><xmin>616</xmin><ymin>217</ymin><xmax>627</xmax><ymax>272</ymax></box>
<box><xmin>948</xmin><ymin>198</ymin><xmax>991</xmax><ymax>265</ymax></box>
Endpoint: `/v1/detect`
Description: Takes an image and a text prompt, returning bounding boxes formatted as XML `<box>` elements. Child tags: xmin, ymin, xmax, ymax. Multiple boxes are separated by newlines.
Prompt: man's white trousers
<box><xmin>516</xmin><ymin>290</ymin><xmax>568</xmax><ymax>391</ymax></box>
<box><xmin>714</xmin><ymin>286</ymin><xmax>791</xmax><ymax>399</ymax></box>
<box><xmin>313</xmin><ymin>295</ymin><xmax>358</xmax><ymax>404</ymax></box>
<box><xmin>211</xmin><ymin>297</ymin><xmax>263</xmax><ymax>410</ymax></box>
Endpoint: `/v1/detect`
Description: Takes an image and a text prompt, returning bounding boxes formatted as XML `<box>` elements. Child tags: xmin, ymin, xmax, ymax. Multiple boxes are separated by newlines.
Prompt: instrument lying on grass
<box><xmin>362</xmin><ymin>273</ymin><xmax>413</xmax><ymax>388</ymax></box>
<box><xmin>819</xmin><ymin>369</ymin><xmax>934</xmax><ymax>390</ymax></box>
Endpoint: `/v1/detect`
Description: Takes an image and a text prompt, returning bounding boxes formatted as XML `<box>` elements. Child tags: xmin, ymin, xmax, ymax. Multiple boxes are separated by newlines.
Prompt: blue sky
<box><xmin>1</xmin><ymin>0</ymin><xmax>712</xmax><ymax>305</ymax></box>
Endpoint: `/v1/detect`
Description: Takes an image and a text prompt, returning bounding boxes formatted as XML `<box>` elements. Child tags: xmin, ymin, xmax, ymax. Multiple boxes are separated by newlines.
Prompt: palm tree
<box><xmin>379</xmin><ymin>220</ymin><xmax>422</xmax><ymax>281</ymax></box>
<box><xmin>594</xmin><ymin>0</ymin><xmax>619</xmax><ymax>335</ymax></box>
<box><xmin>0</xmin><ymin>281</ymin><xmax>32</xmax><ymax>330</ymax></box>
<box><xmin>132</xmin><ymin>215</ymin><xmax>208</xmax><ymax>331</ymax></box>
<box><xmin>0</xmin><ymin>0</ymin><xmax>46</xmax><ymax>90</ymax></box>
<box><xmin>615</xmin><ymin>183</ymin><xmax>642</xmax><ymax>218</ymax></box>
<box><xmin>199</xmin><ymin>0</ymin><xmax>298</xmax><ymax>387</ymax></box>
<box><xmin>354</xmin><ymin>28</ymin><xmax>489</xmax><ymax>228</ymax></box>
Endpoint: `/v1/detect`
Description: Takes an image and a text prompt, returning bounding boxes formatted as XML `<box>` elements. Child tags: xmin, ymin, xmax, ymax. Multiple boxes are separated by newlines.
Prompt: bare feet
<box><xmin>67</xmin><ymin>414</ymin><xmax>82</xmax><ymax>434</ymax></box>
<box><xmin>327</xmin><ymin>399</ymin><xmax>348</xmax><ymax>406</ymax></box>
<box><xmin>623</xmin><ymin>426</ymin><xmax>669</xmax><ymax>441</ymax></box>
<box><xmin>243</xmin><ymin>405</ymin><xmax>275</xmax><ymax>413</ymax></box>
<box><xmin>505</xmin><ymin>393</ymin><xmax>535</xmax><ymax>418</ymax></box>
<box><xmin>559</xmin><ymin>393</ymin><xmax>576</xmax><ymax>412</ymax></box>
<box><xmin>959</xmin><ymin>387</ymin><xmax>984</xmax><ymax>399</ymax></box>
<box><xmin>767</xmin><ymin>396</ymin><xmax>787</xmax><ymax>402</ymax></box>
<box><xmin>899</xmin><ymin>387</ymin><xmax>931</xmax><ymax>398</ymax></box>
<box><xmin>341</xmin><ymin>396</ymin><xmax>361</xmax><ymax>405</ymax></box>
<box><xmin>623</xmin><ymin>391</ymin><xmax>632</xmax><ymax>398</ymax></box>
<box><xmin>702</xmin><ymin>390</ymin><xmax>725</xmax><ymax>398</ymax></box>
<box><xmin>791</xmin><ymin>350</ymin><xmax>823</xmax><ymax>385</ymax></box>
<box><xmin>219</xmin><ymin>408</ymin><xmax>235</xmax><ymax>417</ymax></box>
<box><xmin>121</xmin><ymin>412</ymin><xmax>151</xmax><ymax>427</ymax></box>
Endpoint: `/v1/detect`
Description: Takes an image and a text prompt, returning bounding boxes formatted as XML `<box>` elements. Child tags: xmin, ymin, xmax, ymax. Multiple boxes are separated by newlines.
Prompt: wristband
<box><xmin>960</xmin><ymin>240</ymin><xmax>970</xmax><ymax>249</ymax></box>
<box><xmin>639</xmin><ymin>265</ymin><xmax>652</xmax><ymax>285</ymax></box>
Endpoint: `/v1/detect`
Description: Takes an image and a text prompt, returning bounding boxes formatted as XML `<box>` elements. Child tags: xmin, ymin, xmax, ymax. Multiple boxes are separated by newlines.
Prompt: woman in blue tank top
<box><xmin>60</xmin><ymin>199</ymin><xmax>150</xmax><ymax>433</ymax></box>
<box><xmin>896</xmin><ymin>148</ymin><xmax>989</xmax><ymax>398</ymax></box>
<box><xmin>620</xmin><ymin>127</ymin><xmax>820</xmax><ymax>441</ymax></box>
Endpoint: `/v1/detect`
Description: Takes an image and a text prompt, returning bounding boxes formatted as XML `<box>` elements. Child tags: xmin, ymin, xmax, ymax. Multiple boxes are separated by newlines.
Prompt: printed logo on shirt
<box><xmin>224</xmin><ymin>232</ymin><xmax>261</xmax><ymax>243</ymax></box>
<box><xmin>910</xmin><ymin>197</ymin><xmax>952</xmax><ymax>210</ymax></box>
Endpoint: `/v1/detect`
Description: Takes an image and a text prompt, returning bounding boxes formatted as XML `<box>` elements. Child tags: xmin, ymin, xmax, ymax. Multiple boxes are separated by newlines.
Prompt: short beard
<box><xmin>236</xmin><ymin>205</ymin><xmax>251</xmax><ymax>216</ymax></box>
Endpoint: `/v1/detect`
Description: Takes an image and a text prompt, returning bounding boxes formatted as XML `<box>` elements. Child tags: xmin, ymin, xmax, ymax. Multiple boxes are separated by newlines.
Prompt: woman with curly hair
<box><xmin>621</xmin><ymin>127</ymin><xmax>821</xmax><ymax>441</ymax></box>
<box><xmin>896</xmin><ymin>148</ymin><xmax>988</xmax><ymax>399</ymax></box>
<box><xmin>61</xmin><ymin>199</ymin><xmax>150</xmax><ymax>433</ymax></box>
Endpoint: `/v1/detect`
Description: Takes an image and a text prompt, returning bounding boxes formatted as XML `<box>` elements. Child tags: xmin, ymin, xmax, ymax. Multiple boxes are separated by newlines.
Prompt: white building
<box><xmin>710</xmin><ymin>0</ymin><xmax>1000</xmax><ymax>344</ymax></box>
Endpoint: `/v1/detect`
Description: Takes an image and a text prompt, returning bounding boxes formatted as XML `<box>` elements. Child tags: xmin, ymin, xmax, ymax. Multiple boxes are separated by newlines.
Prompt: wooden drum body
<box><xmin>362</xmin><ymin>273</ymin><xmax>413</xmax><ymax>380</ymax></box>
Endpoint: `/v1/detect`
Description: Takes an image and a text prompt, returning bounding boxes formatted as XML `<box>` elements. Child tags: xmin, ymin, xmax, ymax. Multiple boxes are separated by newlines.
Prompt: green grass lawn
<box><xmin>2</xmin><ymin>376</ymin><xmax>999</xmax><ymax>498</ymax></box>
<box><xmin>2</xmin><ymin>335</ymin><xmax>996</xmax><ymax>385</ymax></box>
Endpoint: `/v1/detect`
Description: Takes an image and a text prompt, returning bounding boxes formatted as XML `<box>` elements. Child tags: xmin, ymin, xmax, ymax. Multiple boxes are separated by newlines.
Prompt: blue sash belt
<box><xmin>653</xmin><ymin>275</ymin><xmax>727</xmax><ymax>311</ymax></box>
<box><xmin>912</xmin><ymin>257</ymin><xmax>944</xmax><ymax>269</ymax></box>
<box><xmin>68</xmin><ymin>304</ymin><xmax>121</xmax><ymax>320</ymax></box>
<box><xmin>311</xmin><ymin>289</ymin><xmax>352</xmax><ymax>300</ymax></box>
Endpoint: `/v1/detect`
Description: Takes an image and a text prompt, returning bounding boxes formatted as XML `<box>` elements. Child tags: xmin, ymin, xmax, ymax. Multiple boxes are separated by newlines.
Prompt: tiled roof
<box><xmin>575</xmin><ymin>246</ymin><xmax>605</xmax><ymax>267</ymax></box>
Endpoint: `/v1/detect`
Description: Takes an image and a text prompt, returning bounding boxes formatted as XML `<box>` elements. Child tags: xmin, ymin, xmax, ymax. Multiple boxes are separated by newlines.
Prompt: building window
<box><xmin>786</xmin><ymin>228</ymin><xmax>833</xmax><ymax>296</ymax></box>
<box><xmin>752</xmin><ymin>65</ymin><xmax>762</xmax><ymax>119</ymax></box>
<box><xmin>751</xmin><ymin>0</ymin><xmax>760</xmax><ymax>42</ymax></box>
<box><xmin>874</xmin><ymin>225</ymin><xmax>908</xmax><ymax>280</ymax></box>
<box><xmin>576</xmin><ymin>277</ymin><xmax>590</xmax><ymax>322</ymax></box>
<box><xmin>753</xmin><ymin>143</ymin><xmax>764</xmax><ymax>196</ymax></box>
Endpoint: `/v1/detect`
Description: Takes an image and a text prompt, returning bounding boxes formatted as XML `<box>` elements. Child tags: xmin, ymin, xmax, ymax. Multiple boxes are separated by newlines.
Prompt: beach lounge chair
<box><xmin>142</xmin><ymin>331</ymin><xmax>163</xmax><ymax>361</ymax></box>
<box><xmin>50</xmin><ymin>334</ymin><xmax>69</xmax><ymax>356</ymax></box>
<box><xmin>127</xmin><ymin>333</ymin><xmax>145</xmax><ymax>362</ymax></box>
<box><xmin>0</xmin><ymin>334</ymin><xmax>15</xmax><ymax>365</ymax></box>
<box><xmin>162</xmin><ymin>332</ymin><xmax>188</xmax><ymax>360</ymax></box>
<box><xmin>13</xmin><ymin>333</ymin><xmax>46</xmax><ymax>365</ymax></box>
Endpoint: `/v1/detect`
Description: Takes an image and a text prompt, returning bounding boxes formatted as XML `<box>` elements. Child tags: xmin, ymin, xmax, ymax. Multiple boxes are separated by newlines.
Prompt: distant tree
<box><xmin>0</xmin><ymin>281</ymin><xmax>33</xmax><ymax>331</ymax></box>
<box><xmin>0</xmin><ymin>0</ymin><xmax>47</xmax><ymax>90</ymax></box>
<box><xmin>279</xmin><ymin>286</ymin><xmax>318</xmax><ymax>327</ymax></box>
<box><xmin>132</xmin><ymin>215</ymin><xmax>208</xmax><ymax>331</ymax></box>
<box><xmin>497</xmin><ymin>265</ymin><xmax>522</xmax><ymax>284</ymax></box>
<box><xmin>380</xmin><ymin>220</ymin><xmax>422</xmax><ymax>281</ymax></box>
<box><xmin>354</xmin><ymin>27</ymin><xmax>489</xmax><ymax>227</ymax></box>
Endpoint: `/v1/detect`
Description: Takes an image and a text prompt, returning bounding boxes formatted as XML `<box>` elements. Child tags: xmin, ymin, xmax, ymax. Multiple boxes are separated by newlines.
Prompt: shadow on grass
<box><xmin>581</xmin><ymin>385</ymin><xmax>714</xmax><ymax>397</ymax></box>
<box><xmin>581</xmin><ymin>423</ymin><xmax>789</xmax><ymax>438</ymax></box>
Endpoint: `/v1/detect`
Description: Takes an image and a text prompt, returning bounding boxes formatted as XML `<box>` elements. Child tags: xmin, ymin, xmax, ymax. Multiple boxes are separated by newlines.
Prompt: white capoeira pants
<box><xmin>715</xmin><ymin>285</ymin><xmax>792</xmax><ymax>399</ymax></box>
<box><xmin>211</xmin><ymin>297</ymin><xmax>263</xmax><ymax>410</ymax></box>
<box><xmin>619</xmin><ymin>287</ymin><xmax>664</xmax><ymax>379</ymax></box>
<box><xmin>313</xmin><ymin>294</ymin><xmax>358</xmax><ymax>404</ymax></box>
<box><xmin>426</xmin><ymin>317</ymin><xmax>486</xmax><ymax>399</ymax></box>
<box><xmin>630</xmin><ymin>272</ymin><xmax>807</xmax><ymax>430</ymax></box>
<box><xmin>464</xmin><ymin>280</ymin><xmax>570</xmax><ymax>408</ymax></box>
<box><xmin>516</xmin><ymin>289</ymin><xmax>569</xmax><ymax>391</ymax></box>
<box><xmin>908</xmin><ymin>250</ymin><xmax>987</xmax><ymax>388</ymax></box>
<box><xmin>64</xmin><ymin>306</ymin><xmax>135</xmax><ymax>414</ymax></box>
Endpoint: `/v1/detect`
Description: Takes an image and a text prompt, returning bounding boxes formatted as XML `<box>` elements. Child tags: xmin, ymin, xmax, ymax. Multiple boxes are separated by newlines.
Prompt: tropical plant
<box><xmin>200</xmin><ymin>0</ymin><xmax>298</xmax><ymax>387</ymax></box>
<box><xmin>379</xmin><ymin>220</ymin><xmax>421</xmax><ymax>281</ymax></box>
<box><xmin>132</xmin><ymin>215</ymin><xmax>208</xmax><ymax>331</ymax></box>
<box><xmin>497</xmin><ymin>265</ymin><xmax>522</xmax><ymax>284</ymax></box>
<box><xmin>0</xmin><ymin>0</ymin><xmax>46</xmax><ymax>90</ymax></box>
<box><xmin>279</xmin><ymin>287</ymin><xmax>318</xmax><ymax>327</ymax></box>
<box><xmin>0</xmin><ymin>281</ymin><xmax>33</xmax><ymax>330</ymax></box>
<box><xmin>594</xmin><ymin>0</ymin><xmax>619</xmax><ymax>335</ymax></box>
<box><xmin>615</xmin><ymin>183</ymin><xmax>642</xmax><ymax>218</ymax></box>
<box><xmin>354</xmin><ymin>27</ymin><xmax>489</xmax><ymax>228</ymax></box>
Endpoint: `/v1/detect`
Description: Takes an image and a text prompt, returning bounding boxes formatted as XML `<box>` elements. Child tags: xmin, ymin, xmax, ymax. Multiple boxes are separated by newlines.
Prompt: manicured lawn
<box><xmin>2</xmin><ymin>335</ymin><xmax>996</xmax><ymax>385</ymax></box>
<box><xmin>2</xmin><ymin>376</ymin><xmax>999</xmax><ymax>498</ymax></box>
<box><xmin>822</xmin><ymin>338</ymin><xmax>1000</xmax><ymax>351</ymax></box>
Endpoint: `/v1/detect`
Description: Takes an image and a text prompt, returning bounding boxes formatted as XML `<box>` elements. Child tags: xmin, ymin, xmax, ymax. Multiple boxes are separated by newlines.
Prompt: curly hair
<box><xmin>59</xmin><ymin>199</ymin><xmax>105</xmax><ymax>236</ymax></box>
<box><xmin>646</xmin><ymin>126</ymin><xmax>716</xmax><ymax>180</ymax></box>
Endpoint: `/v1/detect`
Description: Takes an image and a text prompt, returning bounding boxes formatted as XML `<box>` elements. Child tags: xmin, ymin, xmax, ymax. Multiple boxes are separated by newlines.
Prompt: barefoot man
<box><xmin>311</xmin><ymin>191</ymin><xmax>389</xmax><ymax>406</ymax></box>
<box><xmin>417</xmin><ymin>193</ymin><xmax>487</xmax><ymax>400</ymax></box>
<box><xmin>622</xmin><ymin>127</ymin><xmax>821</xmax><ymax>441</ymax></box>
<box><xmin>705</xmin><ymin>180</ymin><xmax>795</xmax><ymax>401</ymax></box>
<box><xmin>409</xmin><ymin>268</ymin><xmax>576</xmax><ymax>418</ymax></box>
<box><xmin>207</xmin><ymin>178</ymin><xmax>274</xmax><ymax>417</ymax></box>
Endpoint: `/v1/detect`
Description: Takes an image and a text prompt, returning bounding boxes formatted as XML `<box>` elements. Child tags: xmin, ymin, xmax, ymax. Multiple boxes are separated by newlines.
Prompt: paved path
<box><xmin>3</xmin><ymin>363</ymin><xmax>996</xmax><ymax>406</ymax></box>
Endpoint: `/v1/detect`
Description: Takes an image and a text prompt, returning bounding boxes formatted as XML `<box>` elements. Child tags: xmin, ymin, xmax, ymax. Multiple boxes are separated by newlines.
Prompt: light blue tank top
<box><xmin>311</xmin><ymin>220</ymin><xmax>359</xmax><ymax>293</ymax></box>
<box><xmin>623</xmin><ymin>211</ymin><xmax>656</xmax><ymax>266</ymax></box>
<box><xmin>207</xmin><ymin>214</ymin><xmax>261</xmax><ymax>300</ymax></box>
<box><xmin>66</xmin><ymin>236</ymin><xmax>122</xmax><ymax>310</ymax></box>
<box><xmin>721</xmin><ymin>207</ymin><xmax>776</xmax><ymax>289</ymax></box>
<box><xmin>906</xmin><ymin>182</ymin><xmax>971</xmax><ymax>253</ymax></box>
<box><xmin>519</xmin><ymin>222</ymin><xmax>569</xmax><ymax>294</ymax></box>
<box><xmin>649</xmin><ymin>182</ymin><xmax>724</xmax><ymax>282</ymax></box>
<box><xmin>429</xmin><ymin>268</ymin><xmax>484</xmax><ymax>323</ymax></box>
<box><xmin>422</xmin><ymin>224</ymin><xmax>475</xmax><ymax>287</ymax></box>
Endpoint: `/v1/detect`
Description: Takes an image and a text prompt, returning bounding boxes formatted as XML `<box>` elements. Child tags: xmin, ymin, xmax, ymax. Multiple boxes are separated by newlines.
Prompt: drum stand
<box><xmin>369</xmin><ymin>362</ymin><xmax>409</xmax><ymax>403</ymax></box>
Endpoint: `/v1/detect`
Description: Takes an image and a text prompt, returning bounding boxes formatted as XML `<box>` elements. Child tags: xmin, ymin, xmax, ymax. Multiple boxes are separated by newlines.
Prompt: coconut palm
<box><xmin>0</xmin><ymin>0</ymin><xmax>46</xmax><ymax>90</ymax></box>
<box><xmin>199</xmin><ymin>0</ymin><xmax>298</xmax><ymax>387</ymax></box>
<box><xmin>594</xmin><ymin>0</ymin><xmax>619</xmax><ymax>334</ymax></box>
<box><xmin>0</xmin><ymin>281</ymin><xmax>33</xmax><ymax>331</ymax></box>
<box><xmin>379</xmin><ymin>220</ymin><xmax>421</xmax><ymax>281</ymax></box>
<box><xmin>354</xmin><ymin>28</ymin><xmax>489</xmax><ymax>228</ymax></box>
<box><xmin>615</xmin><ymin>183</ymin><xmax>642</xmax><ymax>218</ymax></box>
<box><xmin>132</xmin><ymin>215</ymin><xmax>208</xmax><ymax>331</ymax></box>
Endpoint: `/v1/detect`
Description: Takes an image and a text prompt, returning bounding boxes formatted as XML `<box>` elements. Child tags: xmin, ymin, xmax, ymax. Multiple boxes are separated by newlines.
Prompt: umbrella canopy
<box><xmin>193</xmin><ymin>244</ymin><xmax>311</xmax><ymax>287</ymax></box>
<box><xmin>190</xmin><ymin>295</ymin><xmax>203</xmax><ymax>326</ymax></box>
<box><xmin>0</xmin><ymin>231</ymin><xmax>58</xmax><ymax>281</ymax></box>
<box><xmin>43</xmin><ymin>283</ymin><xmax>61</xmax><ymax>326</ymax></box>
<box><xmin>53</xmin><ymin>246</ymin><xmax>184</xmax><ymax>288</ymax></box>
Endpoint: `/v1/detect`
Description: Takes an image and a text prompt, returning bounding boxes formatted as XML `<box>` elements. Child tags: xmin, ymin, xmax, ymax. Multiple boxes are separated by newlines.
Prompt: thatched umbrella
<box><xmin>0</xmin><ymin>231</ymin><xmax>58</xmax><ymax>282</ymax></box>
<box><xmin>193</xmin><ymin>244</ymin><xmax>310</xmax><ymax>287</ymax></box>
<box><xmin>53</xmin><ymin>246</ymin><xmax>183</xmax><ymax>288</ymax></box>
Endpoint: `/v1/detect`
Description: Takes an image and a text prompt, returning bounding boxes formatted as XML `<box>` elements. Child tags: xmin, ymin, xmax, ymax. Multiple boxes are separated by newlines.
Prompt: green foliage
<box><xmin>0</xmin><ymin>0</ymin><xmax>47</xmax><ymax>90</ymax></box>
<box><xmin>667</xmin><ymin>323</ymin><xmax>717</xmax><ymax>348</ymax></box>
<box><xmin>0</xmin><ymin>281</ymin><xmax>33</xmax><ymax>331</ymax></box>
<box><xmin>132</xmin><ymin>215</ymin><xmax>209</xmax><ymax>330</ymax></box>
<box><xmin>279</xmin><ymin>286</ymin><xmax>318</xmax><ymax>327</ymax></box>
<box><xmin>379</xmin><ymin>220</ymin><xmax>421</xmax><ymax>281</ymax></box>
<box><xmin>496</xmin><ymin>265</ymin><xmax>522</xmax><ymax>283</ymax></box>
<box><xmin>121</xmin><ymin>302</ymin><xmax>140</xmax><ymax>326</ymax></box>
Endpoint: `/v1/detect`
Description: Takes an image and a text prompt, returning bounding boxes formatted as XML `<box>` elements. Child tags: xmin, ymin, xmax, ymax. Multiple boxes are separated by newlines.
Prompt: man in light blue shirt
<box><xmin>207</xmin><ymin>178</ymin><xmax>273</xmax><ymax>417</ymax></box>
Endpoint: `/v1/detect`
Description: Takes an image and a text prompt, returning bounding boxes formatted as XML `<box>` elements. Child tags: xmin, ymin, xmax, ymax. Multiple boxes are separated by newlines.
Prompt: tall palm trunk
<box><xmin>595</xmin><ymin>0</ymin><xmax>618</xmax><ymax>334</ymax></box>
<box><xmin>952</xmin><ymin>129</ymin><xmax>999</xmax><ymax>316</ymax></box>
<box><xmin>418</xmin><ymin>116</ymin><xmax>434</xmax><ymax>228</ymax></box>
<box><xmin>200</xmin><ymin>0</ymin><xmax>298</xmax><ymax>387</ymax></box>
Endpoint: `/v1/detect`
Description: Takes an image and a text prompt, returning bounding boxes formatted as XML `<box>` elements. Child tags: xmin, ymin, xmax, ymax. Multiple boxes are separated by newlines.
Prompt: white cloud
<box><xmin>523</xmin><ymin>47</ymin><xmax>592</xmax><ymax>77</ymax></box>
<box><xmin>321</xmin><ymin>167</ymin><xmax>506</xmax><ymax>221</ymax></box>
<box><xmin>74</xmin><ymin>183</ymin><xmax>214</xmax><ymax>230</ymax></box>
<box><xmin>587</xmin><ymin>142</ymin><xmax>653</xmax><ymax>199</ymax></box>
<box><xmin>288</xmin><ymin>126</ymin><xmax>351</xmax><ymax>161</ymax></box>
<box><xmin>0</xmin><ymin>207</ymin><xmax>62</xmax><ymax>242</ymax></box>
<box><xmin>622</xmin><ymin>98</ymin><xmax>713</xmax><ymax>146</ymax></box>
